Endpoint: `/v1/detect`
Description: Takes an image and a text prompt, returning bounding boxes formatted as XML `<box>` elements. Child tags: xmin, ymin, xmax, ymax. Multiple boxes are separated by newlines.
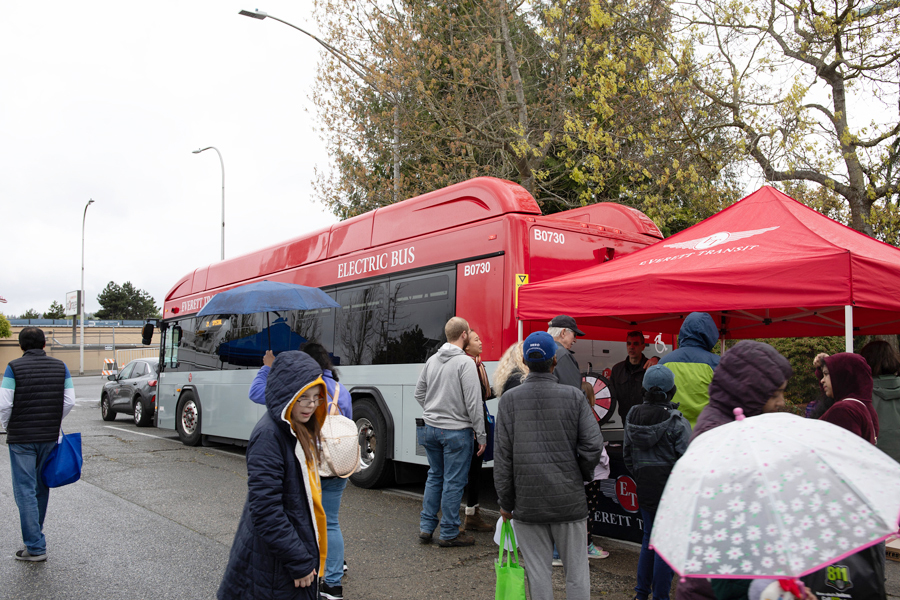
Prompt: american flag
<box><xmin>0</xmin><ymin>296</ymin><xmax>6</xmax><ymax>303</ymax></box>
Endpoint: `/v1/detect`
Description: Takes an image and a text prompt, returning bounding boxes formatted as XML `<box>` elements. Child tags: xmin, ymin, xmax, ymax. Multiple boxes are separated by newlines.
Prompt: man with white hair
<box><xmin>547</xmin><ymin>315</ymin><xmax>585</xmax><ymax>390</ymax></box>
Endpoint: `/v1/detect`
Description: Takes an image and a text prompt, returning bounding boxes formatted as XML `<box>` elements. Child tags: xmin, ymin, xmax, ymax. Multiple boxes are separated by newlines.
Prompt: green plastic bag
<box><xmin>495</xmin><ymin>520</ymin><xmax>527</xmax><ymax>600</ymax></box>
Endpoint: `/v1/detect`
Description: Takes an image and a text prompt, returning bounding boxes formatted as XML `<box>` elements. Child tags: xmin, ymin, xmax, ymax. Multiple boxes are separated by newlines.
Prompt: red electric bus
<box><xmin>153</xmin><ymin>177</ymin><xmax>664</xmax><ymax>488</ymax></box>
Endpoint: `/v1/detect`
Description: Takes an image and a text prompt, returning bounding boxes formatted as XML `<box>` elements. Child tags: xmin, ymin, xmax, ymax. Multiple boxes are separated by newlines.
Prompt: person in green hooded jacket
<box><xmin>861</xmin><ymin>340</ymin><xmax>900</xmax><ymax>463</ymax></box>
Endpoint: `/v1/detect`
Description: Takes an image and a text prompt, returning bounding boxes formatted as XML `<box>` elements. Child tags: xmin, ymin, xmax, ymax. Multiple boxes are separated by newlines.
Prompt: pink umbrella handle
<box><xmin>734</xmin><ymin>407</ymin><xmax>745</xmax><ymax>421</ymax></box>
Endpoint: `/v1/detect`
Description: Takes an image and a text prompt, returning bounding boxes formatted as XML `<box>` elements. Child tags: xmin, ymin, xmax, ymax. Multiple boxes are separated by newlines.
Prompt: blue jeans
<box><xmin>636</xmin><ymin>507</ymin><xmax>675</xmax><ymax>600</ymax></box>
<box><xmin>419</xmin><ymin>425</ymin><xmax>474</xmax><ymax>540</ymax></box>
<box><xmin>9</xmin><ymin>442</ymin><xmax>57</xmax><ymax>555</ymax></box>
<box><xmin>321</xmin><ymin>476</ymin><xmax>348</xmax><ymax>586</ymax></box>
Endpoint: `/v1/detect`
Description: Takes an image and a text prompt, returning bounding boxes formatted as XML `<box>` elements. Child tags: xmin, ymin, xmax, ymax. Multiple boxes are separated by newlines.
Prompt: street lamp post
<box><xmin>80</xmin><ymin>199</ymin><xmax>95</xmax><ymax>376</ymax></box>
<box><xmin>193</xmin><ymin>146</ymin><xmax>225</xmax><ymax>261</ymax></box>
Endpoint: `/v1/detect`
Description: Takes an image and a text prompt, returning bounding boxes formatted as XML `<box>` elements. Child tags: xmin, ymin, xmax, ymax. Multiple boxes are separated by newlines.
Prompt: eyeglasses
<box><xmin>295</xmin><ymin>397</ymin><xmax>322</xmax><ymax>407</ymax></box>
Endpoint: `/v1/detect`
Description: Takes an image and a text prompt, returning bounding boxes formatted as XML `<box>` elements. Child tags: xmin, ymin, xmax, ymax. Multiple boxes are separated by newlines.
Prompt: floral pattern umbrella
<box><xmin>651</xmin><ymin>412</ymin><xmax>900</xmax><ymax>579</ymax></box>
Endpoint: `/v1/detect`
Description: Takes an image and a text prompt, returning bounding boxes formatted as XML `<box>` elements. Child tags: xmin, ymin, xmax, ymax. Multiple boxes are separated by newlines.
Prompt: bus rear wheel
<box><xmin>350</xmin><ymin>398</ymin><xmax>394</xmax><ymax>489</ymax></box>
<box><xmin>176</xmin><ymin>392</ymin><xmax>202</xmax><ymax>446</ymax></box>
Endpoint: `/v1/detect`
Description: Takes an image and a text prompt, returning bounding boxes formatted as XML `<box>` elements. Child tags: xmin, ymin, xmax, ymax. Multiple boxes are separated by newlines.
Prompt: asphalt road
<box><xmin>0</xmin><ymin>376</ymin><xmax>897</xmax><ymax>599</ymax></box>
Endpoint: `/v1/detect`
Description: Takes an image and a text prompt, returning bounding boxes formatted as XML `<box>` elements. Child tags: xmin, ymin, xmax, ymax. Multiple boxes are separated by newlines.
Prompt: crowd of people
<box><xmin>3</xmin><ymin>314</ymin><xmax>899</xmax><ymax>600</ymax></box>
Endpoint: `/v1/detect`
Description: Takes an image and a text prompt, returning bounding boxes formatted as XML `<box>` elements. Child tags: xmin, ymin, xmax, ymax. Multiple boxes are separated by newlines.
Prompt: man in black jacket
<box><xmin>547</xmin><ymin>315</ymin><xmax>585</xmax><ymax>390</ymax></box>
<box><xmin>609</xmin><ymin>331</ymin><xmax>658</xmax><ymax>423</ymax></box>
<box><xmin>494</xmin><ymin>331</ymin><xmax>602</xmax><ymax>600</ymax></box>
<box><xmin>0</xmin><ymin>327</ymin><xmax>75</xmax><ymax>562</ymax></box>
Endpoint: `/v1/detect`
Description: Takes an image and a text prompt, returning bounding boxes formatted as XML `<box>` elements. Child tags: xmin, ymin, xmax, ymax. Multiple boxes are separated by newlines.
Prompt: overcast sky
<box><xmin>1</xmin><ymin>1</ymin><xmax>338</xmax><ymax>317</ymax></box>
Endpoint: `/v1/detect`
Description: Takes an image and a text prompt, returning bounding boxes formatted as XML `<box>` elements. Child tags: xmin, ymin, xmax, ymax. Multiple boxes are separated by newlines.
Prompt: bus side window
<box><xmin>376</xmin><ymin>272</ymin><xmax>455</xmax><ymax>364</ymax></box>
<box><xmin>335</xmin><ymin>281</ymin><xmax>389</xmax><ymax>366</ymax></box>
<box><xmin>286</xmin><ymin>305</ymin><xmax>336</xmax><ymax>356</ymax></box>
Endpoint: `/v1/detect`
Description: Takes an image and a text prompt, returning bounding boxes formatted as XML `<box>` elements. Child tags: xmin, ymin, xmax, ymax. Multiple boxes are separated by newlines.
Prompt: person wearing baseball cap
<box><xmin>493</xmin><ymin>331</ymin><xmax>602</xmax><ymax>600</ymax></box>
<box><xmin>547</xmin><ymin>315</ymin><xmax>585</xmax><ymax>390</ymax></box>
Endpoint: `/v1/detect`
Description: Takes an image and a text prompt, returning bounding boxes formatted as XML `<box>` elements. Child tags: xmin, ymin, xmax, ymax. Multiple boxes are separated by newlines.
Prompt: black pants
<box><xmin>585</xmin><ymin>479</ymin><xmax>603</xmax><ymax>545</ymax></box>
<box><xmin>464</xmin><ymin>439</ymin><xmax>483</xmax><ymax>507</ymax></box>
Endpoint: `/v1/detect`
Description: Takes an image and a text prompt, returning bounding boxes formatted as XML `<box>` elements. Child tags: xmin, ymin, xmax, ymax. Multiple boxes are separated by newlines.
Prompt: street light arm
<box><xmin>239</xmin><ymin>10</ymin><xmax>390</xmax><ymax>98</ymax></box>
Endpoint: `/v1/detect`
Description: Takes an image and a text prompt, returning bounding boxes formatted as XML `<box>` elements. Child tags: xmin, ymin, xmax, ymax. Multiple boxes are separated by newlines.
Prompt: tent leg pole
<box><xmin>845</xmin><ymin>305</ymin><xmax>853</xmax><ymax>353</ymax></box>
<box><xmin>518</xmin><ymin>320</ymin><xmax>523</xmax><ymax>342</ymax></box>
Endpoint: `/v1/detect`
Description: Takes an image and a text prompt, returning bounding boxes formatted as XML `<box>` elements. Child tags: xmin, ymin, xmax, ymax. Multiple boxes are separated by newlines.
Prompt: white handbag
<box><xmin>319</xmin><ymin>383</ymin><xmax>361</xmax><ymax>478</ymax></box>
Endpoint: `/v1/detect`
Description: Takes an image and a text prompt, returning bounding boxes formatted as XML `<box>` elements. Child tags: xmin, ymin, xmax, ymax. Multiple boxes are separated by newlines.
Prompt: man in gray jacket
<box><xmin>416</xmin><ymin>316</ymin><xmax>486</xmax><ymax>547</ymax></box>
<box><xmin>547</xmin><ymin>314</ymin><xmax>585</xmax><ymax>390</ymax></box>
<box><xmin>494</xmin><ymin>331</ymin><xmax>602</xmax><ymax>600</ymax></box>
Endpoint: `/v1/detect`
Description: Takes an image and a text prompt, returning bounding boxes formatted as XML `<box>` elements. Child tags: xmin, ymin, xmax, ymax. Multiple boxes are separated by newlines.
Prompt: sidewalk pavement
<box><xmin>0</xmin><ymin>450</ymin><xmax>228</xmax><ymax>600</ymax></box>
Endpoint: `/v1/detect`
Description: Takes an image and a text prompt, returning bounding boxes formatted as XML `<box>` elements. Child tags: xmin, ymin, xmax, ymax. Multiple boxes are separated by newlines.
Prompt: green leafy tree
<box><xmin>95</xmin><ymin>281</ymin><xmax>159</xmax><ymax>320</ymax></box>
<box><xmin>638</xmin><ymin>0</ymin><xmax>900</xmax><ymax>235</ymax></box>
<box><xmin>21</xmin><ymin>309</ymin><xmax>41</xmax><ymax>319</ymax></box>
<box><xmin>309</xmin><ymin>0</ymin><xmax>739</xmax><ymax>222</ymax></box>
<box><xmin>43</xmin><ymin>301</ymin><xmax>66</xmax><ymax>320</ymax></box>
<box><xmin>0</xmin><ymin>313</ymin><xmax>10</xmax><ymax>338</ymax></box>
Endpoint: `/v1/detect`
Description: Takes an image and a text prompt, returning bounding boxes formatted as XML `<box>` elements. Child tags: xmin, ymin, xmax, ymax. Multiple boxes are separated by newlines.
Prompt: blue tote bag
<box><xmin>41</xmin><ymin>431</ymin><xmax>83</xmax><ymax>488</ymax></box>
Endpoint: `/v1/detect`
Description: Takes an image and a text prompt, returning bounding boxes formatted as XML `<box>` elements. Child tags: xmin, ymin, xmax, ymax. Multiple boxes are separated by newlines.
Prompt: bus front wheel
<box><xmin>176</xmin><ymin>392</ymin><xmax>202</xmax><ymax>446</ymax></box>
<box><xmin>350</xmin><ymin>398</ymin><xmax>394</xmax><ymax>489</ymax></box>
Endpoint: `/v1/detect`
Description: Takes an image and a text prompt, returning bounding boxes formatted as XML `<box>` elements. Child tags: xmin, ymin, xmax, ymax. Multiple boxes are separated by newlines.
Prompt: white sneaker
<box><xmin>551</xmin><ymin>557</ymin><xmax>564</xmax><ymax>567</ymax></box>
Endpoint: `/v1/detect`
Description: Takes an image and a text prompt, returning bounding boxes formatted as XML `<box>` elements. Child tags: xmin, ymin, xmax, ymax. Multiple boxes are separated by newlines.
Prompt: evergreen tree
<box><xmin>95</xmin><ymin>281</ymin><xmax>159</xmax><ymax>320</ymax></box>
<box><xmin>43</xmin><ymin>301</ymin><xmax>66</xmax><ymax>320</ymax></box>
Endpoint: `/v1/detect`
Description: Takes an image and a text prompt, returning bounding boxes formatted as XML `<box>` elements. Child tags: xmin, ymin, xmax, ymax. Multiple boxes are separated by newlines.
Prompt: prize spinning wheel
<box><xmin>582</xmin><ymin>367</ymin><xmax>616</xmax><ymax>426</ymax></box>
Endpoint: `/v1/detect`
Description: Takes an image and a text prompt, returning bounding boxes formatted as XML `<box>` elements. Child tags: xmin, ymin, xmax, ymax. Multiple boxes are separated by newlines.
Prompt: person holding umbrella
<box><xmin>676</xmin><ymin>340</ymin><xmax>792</xmax><ymax>600</ymax></box>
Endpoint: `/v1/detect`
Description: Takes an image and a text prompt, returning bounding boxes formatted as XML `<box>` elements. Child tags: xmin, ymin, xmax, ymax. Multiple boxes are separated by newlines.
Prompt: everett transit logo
<box><xmin>663</xmin><ymin>227</ymin><xmax>779</xmax><ymax>250</ymax></box>
<box><xmin>638</xmin><ymin>227</ymin><xmax>780</xmax><ymax>266</ymax></box>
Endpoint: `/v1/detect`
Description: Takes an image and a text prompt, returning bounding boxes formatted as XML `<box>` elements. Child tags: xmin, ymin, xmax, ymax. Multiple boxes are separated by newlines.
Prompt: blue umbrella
<box><xmin>197</xmin><ymin>280</ymin><xmax>339</xmax><ymax>350</ymax></box>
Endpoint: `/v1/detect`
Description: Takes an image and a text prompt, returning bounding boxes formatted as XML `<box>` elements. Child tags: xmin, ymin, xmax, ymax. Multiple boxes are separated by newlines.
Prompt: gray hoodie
<box><xmin>415</xmin><ymin>343</ymin><xmax>486</xmax><ymax>443</ymax></box>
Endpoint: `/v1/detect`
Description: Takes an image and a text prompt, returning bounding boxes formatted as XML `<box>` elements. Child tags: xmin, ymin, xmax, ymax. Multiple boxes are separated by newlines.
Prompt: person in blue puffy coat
<box><xmin>218</xmin><ymin>351</ymin><xmax>328</xmax><ymax>600</ymax></box>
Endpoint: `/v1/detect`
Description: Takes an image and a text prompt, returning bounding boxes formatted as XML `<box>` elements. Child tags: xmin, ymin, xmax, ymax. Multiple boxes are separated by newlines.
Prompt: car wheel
<box><xmin>349</xmin><ymin>398</ymin><xmax>394</xmax><ymax>488</ymax></box>
<box><xmin>176</xmin><ymin>391</ymin><xmax>202</xmax><ymax>446</ymax></box>
<box><xmin>101</xmin><ymin>393</ymin><xmax>116</xmax><ymax>422</ymax></box>
<box><xmin>133</xmin><ymin>396</ymin><xmax>153</xmax><ymax>427</ymax></box>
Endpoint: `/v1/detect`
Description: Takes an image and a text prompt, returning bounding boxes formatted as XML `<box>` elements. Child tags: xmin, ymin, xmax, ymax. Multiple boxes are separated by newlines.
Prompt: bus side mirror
<box><xmin>141</xmin><ymin>323</ymin><xmax>154</xmax><ymax>345</ymax></box>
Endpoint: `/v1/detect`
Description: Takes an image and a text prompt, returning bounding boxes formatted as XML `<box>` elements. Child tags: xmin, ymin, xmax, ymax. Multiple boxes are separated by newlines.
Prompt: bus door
<box><xmin>455</xmin><ymin>255</ymin><xmax>505</xmax><ymax>361</ymax></box>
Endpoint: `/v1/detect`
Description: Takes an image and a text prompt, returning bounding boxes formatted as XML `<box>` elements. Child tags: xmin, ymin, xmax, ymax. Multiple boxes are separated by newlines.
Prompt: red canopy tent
<box><xmin>517</xmin><ymin>186</ymin><xmax>900</xmax><ymax>350</ymax></box>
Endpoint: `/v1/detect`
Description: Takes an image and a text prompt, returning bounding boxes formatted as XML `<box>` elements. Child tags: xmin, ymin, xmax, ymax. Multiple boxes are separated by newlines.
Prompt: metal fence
<box><xmin>10</xmin><ymin>319</ymin><xmax>150</xmax><ymax>327</ymax></box>
<box><xmin>115</xmin><ymin>347</ymin><xmax>160</xmax><ymax>367</ymax></box>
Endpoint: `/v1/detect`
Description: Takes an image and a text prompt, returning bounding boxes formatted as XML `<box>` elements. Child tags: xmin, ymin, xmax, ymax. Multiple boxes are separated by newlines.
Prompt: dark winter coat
<box><xmin>658</xmin><ymin>312</ymin><xmax>721</xmax><ymax>426</ymax></box>
<box><xmin>553</xmin><ymin>342</ymin><xmax>583</xmax><ymax>390</ymax></box>
<box><xmin>218</xmin><ymin>351</ymin><xmax>327</xmax><ymax>600</ymax></box>
<box><xmin>493</xmin><ymin>371</ymin><xmax>602</xmax><ymax>524</ymax></box>
<box><xmin>691</xmin><ymin>340</ymin><xmax>793</xmax><ymax>442</ymax></box>
<box><xmin>820</xmin><ymin>353</ymin><xmax>878</xmax><ymax>444</ymax></box>
<box><xmin>623</xmin><ymin>392</ymin><xmax>691</xmax><ymax>511</ymax></box>
<box><xmin>6</xmin><ymin>349</ymin><xmax>66</xmax><ymax>444</ymax></box>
